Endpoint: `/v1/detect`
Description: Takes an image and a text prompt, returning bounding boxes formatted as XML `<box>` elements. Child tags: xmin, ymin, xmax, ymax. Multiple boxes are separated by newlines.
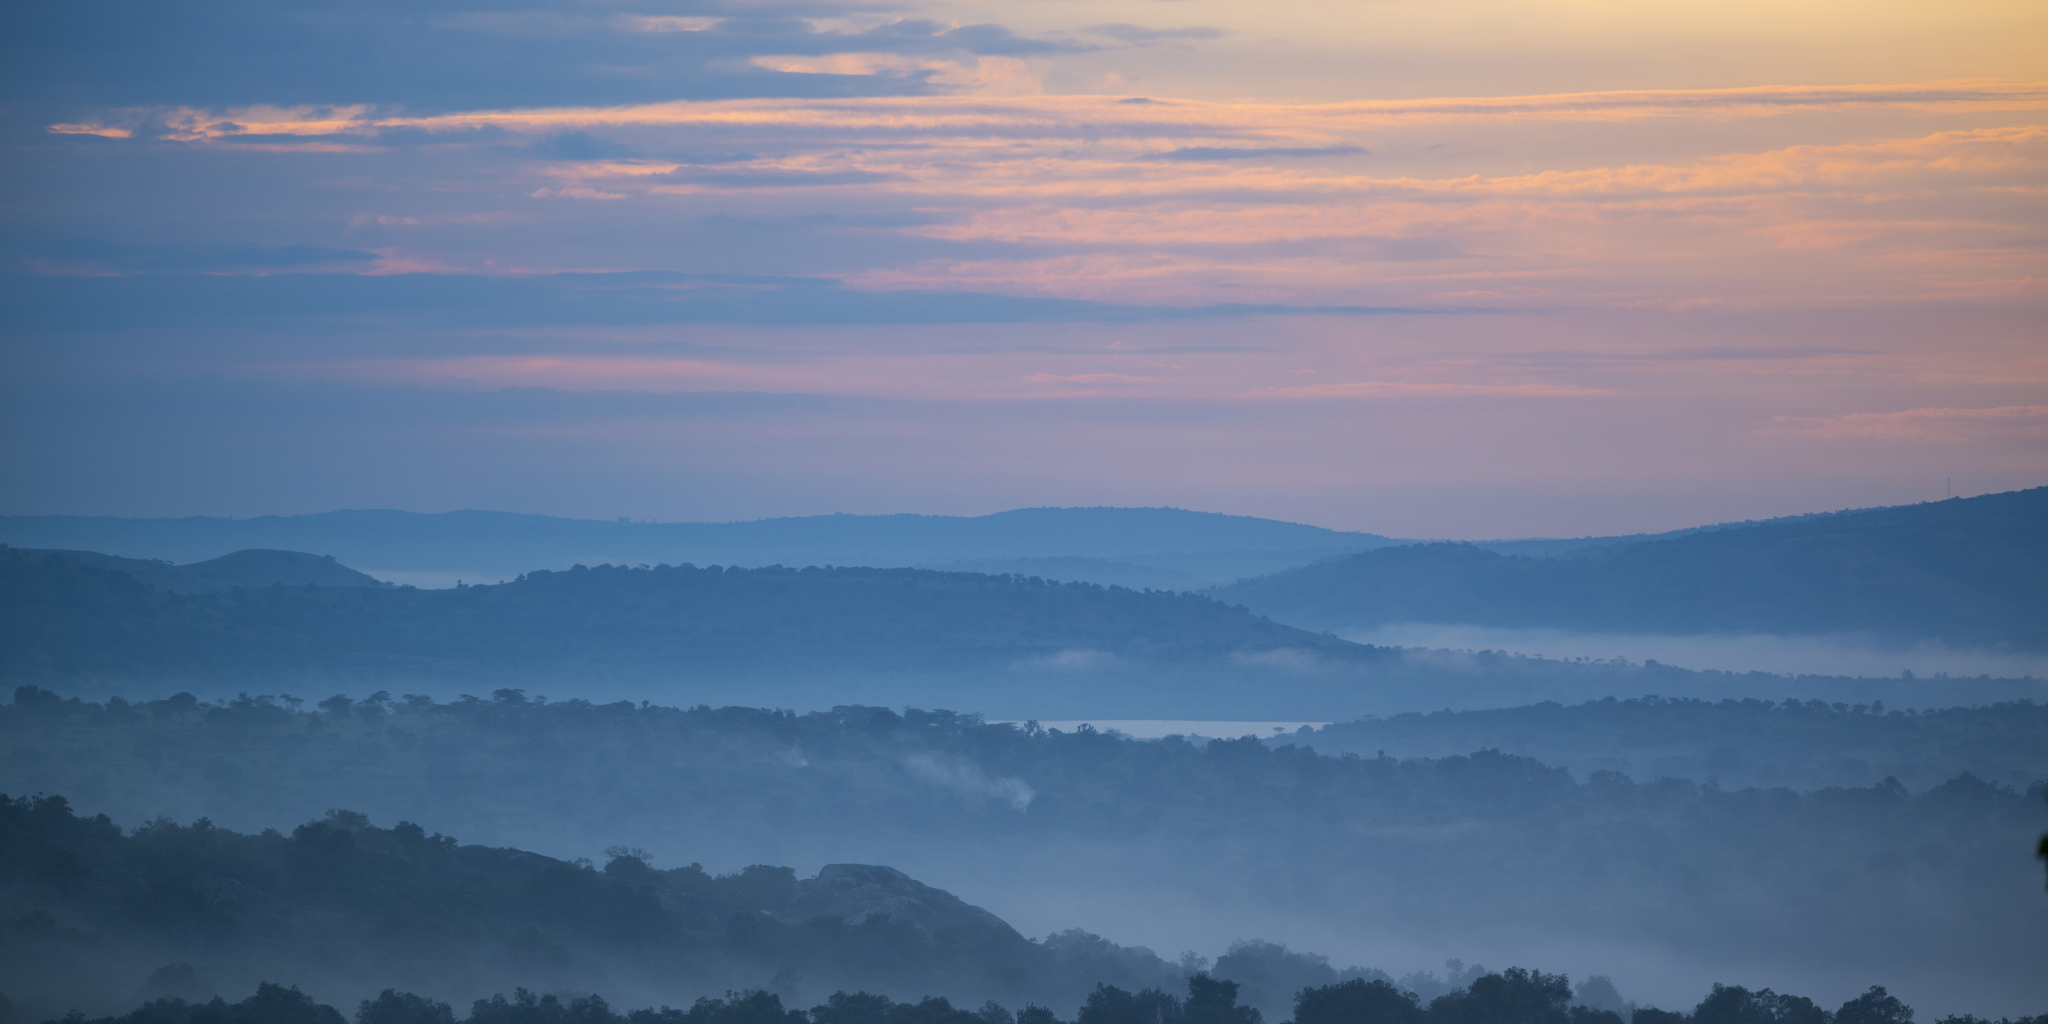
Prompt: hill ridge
<box><xmin>1215</xmin><ymin>486</ymin><xmax>2048</xmax><ymax>646</ymax></box>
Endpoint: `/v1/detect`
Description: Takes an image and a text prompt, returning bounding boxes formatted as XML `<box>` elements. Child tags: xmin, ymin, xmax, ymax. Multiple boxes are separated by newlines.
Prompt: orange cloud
<box><xmin>59</xmin><ymin>80</ymin><xmax>2047</xmax><ymax>142</ymax></box>
<box><xmin>46</xmin><ymin>82</ymin><xmax>2048</xmax><ymax>310</ymax></box>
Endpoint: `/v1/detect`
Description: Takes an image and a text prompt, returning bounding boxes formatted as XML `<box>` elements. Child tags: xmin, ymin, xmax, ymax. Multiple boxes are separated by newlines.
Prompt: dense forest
<box><xmin>3</xmin><ymin>688</ymin><xmax>2042</xmax><ymax>1016</ymax></box>
<box><xmin>4</xmin><ymin>790</ymin><xmax>2040</xmax><ymax>1024</ymax></box>
<box><xmin>19</xmin><ymin>549</ymin><xmax>390</xmax><ymax>594</ymax></box>
<box><xmin>0</xmin><ymin>790</ymin><xmax>1179</xmax><ymax>1016</ymax></box>
<box><xmin>1293</xmin><ymin>697</ymin><xmax>2048</xmax><ymax>792</ymax></box>
<box><xmin>1213</xmin><ymin>488</ymin><xmax>2048</xmax><ymax>647</ymax></box>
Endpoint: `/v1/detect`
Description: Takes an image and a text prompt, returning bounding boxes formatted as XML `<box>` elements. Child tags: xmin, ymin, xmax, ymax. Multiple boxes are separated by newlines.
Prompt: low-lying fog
<box><xmin>1346</xmin><ymin>624</ymin><xmax>2048</xmax><ymax>680</ymax></box>
<box><xmin>996</xmin><ymin>721</ymin><xmax>1326</xmax><ymax>740</ymax></box>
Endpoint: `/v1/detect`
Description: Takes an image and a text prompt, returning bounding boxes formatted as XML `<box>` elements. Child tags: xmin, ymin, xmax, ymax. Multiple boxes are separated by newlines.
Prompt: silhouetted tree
<box><xmin>1429</xmin><ymin>970</ymin><xmax>1571</xmax><ymax>1024</ymax></box>
<box><xmin>358</xmin><ymin>991</ymin><xmax>458</xmax><ymax>1024</ymax></box>
<box><xmin>1078</xmin><ymin>985</ymin><xmax>1181</xmax><ymax>1024</ymax></box>
<box><xmin>1630</xmin><ymin>1013</ymin><xmax>1688</xmax><ymax>1024</ymax></box>
<box><xmin>1183</xmin><ymin>976</ymin><xmax>1260</xmax><ymax>1024</ymax></box>
<box><xmin>1292</xmin><ymin>979</ymin><xmax>1424</xmax><ymax>1024</ymax></box>
<box><xmin>1835</xmin><ymin>989</ymin><xmax>1912</xmax><ymax>1024</ymax></box>
<box><xmin>1690</xmin><ymin>986</ymin><xmax>1827</xmax><ymax>1024</ymax></box>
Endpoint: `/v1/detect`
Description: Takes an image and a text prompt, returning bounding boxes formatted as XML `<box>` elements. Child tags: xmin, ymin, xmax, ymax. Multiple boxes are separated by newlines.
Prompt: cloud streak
<box><xmin>65</xmin><ymin>80</ymin><xmax>2048</xmax><ymax>141</ymax></box>
<box><xmin>1768</xmin><ymin>405</ymin><xmax>2048</xmax><ymax>441</ymax></box>
<box><xmin>41</xmin><ymin>83</ymin><xmax>2048</xmax><ymax>310</ymax></box>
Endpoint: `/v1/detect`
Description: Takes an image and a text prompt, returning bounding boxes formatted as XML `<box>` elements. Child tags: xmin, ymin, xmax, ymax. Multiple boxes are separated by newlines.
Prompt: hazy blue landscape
<box><xmin>5</xmin><ymin>1</ymin><xmax>2045</xmax><ymax>1022</ymax></box>
<box><xmin>4</xmin><ymin>489</ymin><xmax>2046</xmax><ymax>1023</ymax></box>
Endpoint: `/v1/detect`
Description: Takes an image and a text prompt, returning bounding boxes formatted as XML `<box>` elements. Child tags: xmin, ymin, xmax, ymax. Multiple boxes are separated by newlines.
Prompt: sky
<box><xmin>2</xmin><ymin>0</ymin><xmax>2045</xmax><ymax>538</ymax></box>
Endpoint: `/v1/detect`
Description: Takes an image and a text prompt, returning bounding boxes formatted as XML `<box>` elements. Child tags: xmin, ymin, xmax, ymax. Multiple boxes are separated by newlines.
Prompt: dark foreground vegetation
<box><xmin>1297</xmin><ymin>696</ymin><xmax>2048</xmax><ymax>792</ymax></box>
<box><xmin>11</xmin><ymin>959</ymin><xmax>2044</xmax><ymax>1024</ymax></box>
<box><xmin>3</xmin><ymin>689</ymin><xmax>2044</xmax><ymax>1015</ymax></box>
<box><xmin>1215</xmin><ymin>487</ymin><xmax>2048</xmax><ymax>647</ymax></box>
<box><xmin>0</xmin><ymin>791</ymin><xmax>1183</xmax><ymax>1014</ymax></box>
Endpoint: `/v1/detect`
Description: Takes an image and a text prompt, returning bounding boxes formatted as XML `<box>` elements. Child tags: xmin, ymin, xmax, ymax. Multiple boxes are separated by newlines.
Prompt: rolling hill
<box><xmin>1213</xmin><ymin>487</ymin><xmax>2048</xmax><ymax>647</ymax></box>
<box><xmin>23</xmin><ymin>548</ymin><xmax>391</xmax><ymax>593</ymax></box>
<box><xmin>0</xmin><ymin>546</ymin><xmax>1368</xmax><ymax>685</ymax></box>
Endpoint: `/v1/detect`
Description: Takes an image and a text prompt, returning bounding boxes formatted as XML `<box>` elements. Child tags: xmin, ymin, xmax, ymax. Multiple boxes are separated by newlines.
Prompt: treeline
<box><xmin>0</xmin><ymin>547</ymin><xmax>1363</xmax><ymax>681</ymax></box>
<box><xmin>4</xmin><ymin>689</ymin><xmax>2045</xmax><ymax>1015</ymax></box>
<box><xmin>21</xmin><ymin>969</ymin><xmax>2047</xmax><ymax>1024</ymax></box>
<box><xmin>1297</xmin><ymin>696</ymin><xmax>2048</xmax><ymax>792</ymax></box>
<box><xmin>1212</xmin><ymin>487</ymin><xmax>2048</xmax><ymax>647</ymax></box>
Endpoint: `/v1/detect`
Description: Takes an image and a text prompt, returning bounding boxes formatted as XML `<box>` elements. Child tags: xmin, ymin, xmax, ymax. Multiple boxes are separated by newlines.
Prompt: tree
<box><xmin>1690</xmin><ymin>986</ymin><xmax>1827</xmax><ymax>1024</ymax></box>
<box><xmin>1183</xmin><ymin>975</ymin><xmax>1261</xmax><ymax>1024</ymax></box>
<box><xmin>358</xmin><ymin>991</ymin><xmax>457</xmax><ymax>1024</ymax></box>
<box><xmin>1078</xmin><ymin>985</ymin><xmax>1181</xmax><ymax>1024</ymax></box>
<box><xmin>1429</xmin><ymin>970</ymin><xmax>1572</xmax><ymax>1024</ymax></box>
<box><xmin>1835</xmin><ymin>989</ymin><xmax>1912</xmax><ymax>1024</ymax></box>
<box><xmin>1292</xmin><ymin>979</ymin><xmax>1424</xmax><ymax>1024</ymax></box>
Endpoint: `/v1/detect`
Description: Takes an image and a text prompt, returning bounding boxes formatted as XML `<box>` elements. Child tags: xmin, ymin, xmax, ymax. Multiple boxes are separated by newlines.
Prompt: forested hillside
<box><xmin>3</xmin><ymin>689</ymin><xmax>2041</xmax><ymax>1017</ymax></box>
<box><xmin>14</xmin><ymin>545</ymin><xmax>2046</xmax><ymax>717</ymax></box>
<box><xmin>0</xmin><ymin>791</ymin><xmax>1186</xmax><ymax>1017</ymax></box>
<box><xmin>0</xmin><ymin>549</ymin><xmax>1363</xmax><ymax>684</ymax></box>
<box><xmin>1293</xmin><ymin>697</ymin><xmax>2048</xmax><ymax>792</ymax></box>
<box><xmin>1214</xmin><ymin>488</ymin><xmax>2048</xmax><ymax>646</ymax></box>
<box><xmin>23</xmin><ymin>548</ymin><xmax>390</xmax><ymax>593</ymax></box>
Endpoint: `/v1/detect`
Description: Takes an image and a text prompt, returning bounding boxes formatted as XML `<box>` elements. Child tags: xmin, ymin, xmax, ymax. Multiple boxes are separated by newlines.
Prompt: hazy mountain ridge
<box><xmin>0</xmin><ymin>507</ymin><xmax>1398</xmax><ymax>586</ymax></box>
<box><xmin>1214</xmin><ymin>488</ymin><xmax>2048</xmax><ymax>647</ymax></box>
<box><xmin>0</xmin><ymin>492</ymin><xmax>1999</xmax><ymax>594</ymax></box>
<box><xmin>1465</xmin><ymin>498</ymin><xmax>1903</xmax><ymax>559</ymax></box>
<box><xmin>9</xmin><ymin>545</ymin><xmax>2047</xmax><ymax>716</ymax></box>
<box><xmin>21</xmin><ymin>548</ymin><xmax>390</xmax><ymax>593</ymax></box>
<box><xmin>0</xmin><ymin>549</ymin><xmax>1366</xmax><ymax>684</ymax></box>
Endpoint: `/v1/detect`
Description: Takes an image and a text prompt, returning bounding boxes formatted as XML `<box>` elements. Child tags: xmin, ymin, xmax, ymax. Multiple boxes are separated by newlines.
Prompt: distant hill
<box><xmin>0</xmin><ymin>547</ymin><xmax>1366</xmax><ymax>683</ymax></box>
<box><xmin>1463</xmin><ymin>503</ymin><xmax>1896</xmax><ymax>559</ymax></box>
<box><xmin>22</xmin><ymin>547</ymin><xmax>391</xmax><ymax>592</ymax></box>
<box><xmin>1292</xmin><ymin>696</ymin><xmax>2048</xmax><ymax>793</ymax></box>
<box><xmin>0</xmin><ymin>507</ymin><xmax>1397</xmax><ymax>586</ymax></box>
<box><xmin>922</xmin><ymin>556</ymin><xmax>1212</xmax><ymax>593</ymax></box>
<box><xmin>8</xmin><ymin>544</ymin><xmax>2046</xmax><ymax>716</ymax></box>
<box><xmin>1214</xmin><ymin>487</ymin><xmax>2048</xmax><ymax>647</ymax></box>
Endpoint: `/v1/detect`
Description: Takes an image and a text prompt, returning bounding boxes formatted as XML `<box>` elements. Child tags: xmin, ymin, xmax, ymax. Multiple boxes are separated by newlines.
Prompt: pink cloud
<box><xmin>1766</xmin><ymin>405</ymin><xmax>2048</xmax><ymax>441</ymax></box>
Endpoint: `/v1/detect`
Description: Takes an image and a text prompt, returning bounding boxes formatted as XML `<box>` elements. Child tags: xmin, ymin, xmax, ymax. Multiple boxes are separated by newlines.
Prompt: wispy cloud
<box><xmin>1767</xmin><ymin>405</ymin><xmax>2048</xmax><ymax>441</ymax></box>
<box><xmin>54</xmin><ymin>81</ymin><xmax>2045</xmax><ymax>145</ymax></box>
<box><xmin>1084</xmin><ymin>24</ymin><xmax>1229</xmax><ymax>47</ymax></box>
<box><xmin>48</xmin><ymin>84</ymin><xmax>2042</xmax><ymax>306</ymax></box>
<box><xmin>1148</xmin><ymin>145</ymin><xmax>1367</xmax><ymax>161</ymax></box>
<box><xmin>1243</xmin><ymin>381</ymin><xmax>1612</xmax><ymax>399</ymax></box>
